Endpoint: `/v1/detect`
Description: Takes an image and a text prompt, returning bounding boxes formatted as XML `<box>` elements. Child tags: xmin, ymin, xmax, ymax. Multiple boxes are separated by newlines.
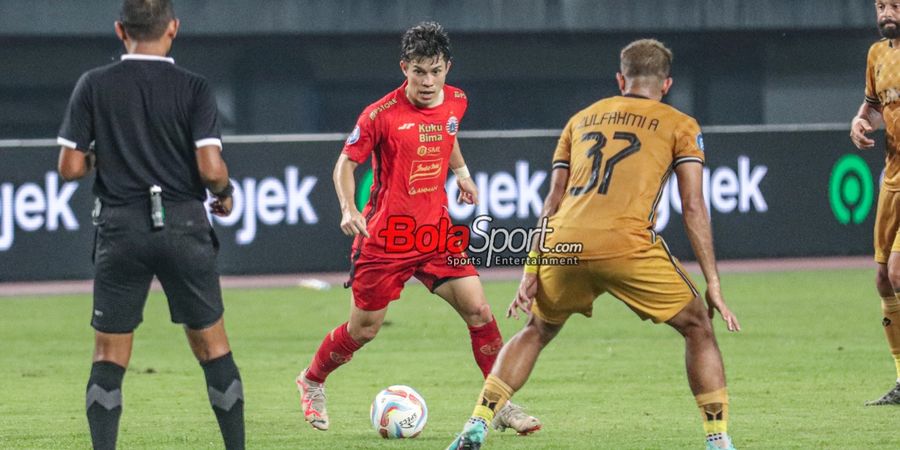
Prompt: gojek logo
<box><xmin>829</xmin><ymin>154</ymin><xmax>874</xmax><ymax>225</ymax></box>
<box><xmin>0</xmin><ymin>172</ymin><xmax>80</xmax><ymax>251</ymax></box>
<box><xmin>209</xmin><ymin>166</ymin><xmax>318</xmax><ymax>244</ymax></box>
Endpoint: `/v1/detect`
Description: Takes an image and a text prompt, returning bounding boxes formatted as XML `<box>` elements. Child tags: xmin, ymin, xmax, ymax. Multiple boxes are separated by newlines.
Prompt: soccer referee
<box><xmin>56</xmin><ymin>1</ymin><xmax>244</xmax><ymax>449</ymax></box>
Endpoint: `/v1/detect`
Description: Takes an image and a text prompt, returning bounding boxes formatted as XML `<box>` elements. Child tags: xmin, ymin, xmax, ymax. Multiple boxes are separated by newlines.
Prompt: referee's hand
<box><xmin>209</xmin><ymin>196</ymin><xmax>233</xmax><ymax>217</ymax></box>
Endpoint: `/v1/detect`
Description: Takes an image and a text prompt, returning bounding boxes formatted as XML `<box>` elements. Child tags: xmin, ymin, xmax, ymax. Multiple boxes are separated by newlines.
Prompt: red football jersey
<box><xmin>343</xmin><ymin>80</ymin><xmax>468</xmax><ymax>259</ymax></box>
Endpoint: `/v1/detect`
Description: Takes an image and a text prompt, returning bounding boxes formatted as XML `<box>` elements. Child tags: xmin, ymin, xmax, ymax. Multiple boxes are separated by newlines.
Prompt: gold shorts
<box><xmin>531</xmin><ymin>238</ymin><xmax>699</xmax><ymax>325</ymax></box>
<box><xmin>874</xmin><ymin>186</ymin><xmax>900</xmax><ymax>264</ymax></box>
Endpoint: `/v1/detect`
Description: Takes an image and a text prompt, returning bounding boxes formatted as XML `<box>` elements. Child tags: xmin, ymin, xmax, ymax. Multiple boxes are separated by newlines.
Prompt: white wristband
<box><xmin>453</xmin><ymin>165</ymin><xmax>471</xmax><ymax>179</ymax></box>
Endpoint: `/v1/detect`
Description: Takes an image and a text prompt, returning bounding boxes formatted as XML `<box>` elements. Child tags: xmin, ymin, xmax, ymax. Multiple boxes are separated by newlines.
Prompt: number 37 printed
<box><xmin>569</xmin><ymin>131</ymin><xmax>641</xmax><ymax>196</ymax></box>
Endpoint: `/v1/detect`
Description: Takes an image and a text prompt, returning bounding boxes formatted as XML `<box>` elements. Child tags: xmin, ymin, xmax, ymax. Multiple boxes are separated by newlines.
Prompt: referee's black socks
<box><xmin>201</xmin><ymin>352</ymin><xmax>245</xmax><ymax>450</ymax></box>
<box><xmin>86</xmin><ymin>361</ymin><xmax>125</xmax><ymax>450</ymax></box>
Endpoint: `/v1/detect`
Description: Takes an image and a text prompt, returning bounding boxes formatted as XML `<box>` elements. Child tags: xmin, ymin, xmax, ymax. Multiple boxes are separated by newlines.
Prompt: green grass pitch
<box><xmin>0</xmin><ymin>268</ymin><xmax>896</xmax><ymax>449</ymax></box>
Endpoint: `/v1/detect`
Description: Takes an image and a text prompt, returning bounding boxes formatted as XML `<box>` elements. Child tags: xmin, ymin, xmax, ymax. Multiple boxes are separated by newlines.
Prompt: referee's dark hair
<box><xmin>119</xmin><ymin>0</ymin><xmax>175</xmax><ymax>41</ymax></box>
<box><xmin>400</xmin><ymin>21</ymin><xmax>452</xmax><ymax>63</ymax></box>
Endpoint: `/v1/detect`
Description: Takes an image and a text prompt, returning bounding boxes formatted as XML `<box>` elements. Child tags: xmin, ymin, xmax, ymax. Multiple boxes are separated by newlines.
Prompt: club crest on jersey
<box><xmin>696</xmin><ymin>133</ymin><xmax>705</xmax><ymax>152</ymax></box>
<box><xmin>446</xmin><ymin>116</ymin><xmax>459</xmax><ymax>136</ymax></box>
<box><xmin>346</xmin><ymin>125</ymin><xmax>361</xmax><ymax>145</ymax></box>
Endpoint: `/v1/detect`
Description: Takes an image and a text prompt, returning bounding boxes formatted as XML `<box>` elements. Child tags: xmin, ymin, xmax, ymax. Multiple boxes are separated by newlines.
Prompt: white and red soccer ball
<box><xmin>370</xmin><ymin>385</ymin><xmax>428</xmax><ymax>439</ymax></box>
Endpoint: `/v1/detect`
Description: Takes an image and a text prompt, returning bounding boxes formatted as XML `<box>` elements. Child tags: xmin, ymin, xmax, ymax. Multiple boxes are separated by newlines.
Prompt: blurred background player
<box><xmin>448</xmin><ymin>39</ymin><xmax>741</xmax><ymax>450</ymax></box>
<box><xmin>850</xmin><ymin>0</ymin><xmax>900</xmax><ymax>406</ymax></box>
<box><xmin>294</xmin><ymin>21</ymin><xmax>540</xmax><ymax>435</ymax></box>
<box><xmin>56</xmin><ymin>1</ymin><xmax>244</xmax><ymax>448</ymax></box>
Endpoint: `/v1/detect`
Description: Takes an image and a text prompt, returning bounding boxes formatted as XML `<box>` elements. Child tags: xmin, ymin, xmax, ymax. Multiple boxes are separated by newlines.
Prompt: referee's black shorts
<box><xmin>91</xmin><ymin>198</ymin><xmax>224</xmax><ymax>333</ymax></box>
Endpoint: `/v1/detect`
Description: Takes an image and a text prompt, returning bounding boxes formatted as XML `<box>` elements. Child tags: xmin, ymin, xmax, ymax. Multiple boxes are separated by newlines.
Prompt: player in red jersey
<box><xmin>294</xmin><ymin>22</ymin><xmax>541</xmax><ymax>435</ymax></box>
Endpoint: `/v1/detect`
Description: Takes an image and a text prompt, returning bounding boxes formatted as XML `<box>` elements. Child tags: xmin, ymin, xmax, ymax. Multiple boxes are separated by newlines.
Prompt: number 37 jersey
<box><xmin>546</xmin><ymin>95</ymin><xmax>705</xmax><ymax>260</ymax></box>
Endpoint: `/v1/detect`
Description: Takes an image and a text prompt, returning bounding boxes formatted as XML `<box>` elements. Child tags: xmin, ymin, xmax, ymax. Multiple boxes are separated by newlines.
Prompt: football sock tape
<box><xmin>473</xmin><ymin>374</ymin><xmax>514</xmax><ymax>422</ymax></box>
<box><xmin>695</xmin><ymin>387</ymin><xmax>729</xmax><ymax>435</ymax></box>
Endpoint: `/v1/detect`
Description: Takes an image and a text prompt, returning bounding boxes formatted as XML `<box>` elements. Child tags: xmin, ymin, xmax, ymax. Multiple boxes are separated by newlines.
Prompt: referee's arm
<box><xmin>58</xmin><ymin>146</ymin><xmax>95</xmax><ymax>181</ymax></box>
<box><xmin>197</xmin><ymin>144</ymin><xmax>229</xmax><ymax>194</ymax></box>
<box><xmin>197</xmin><ymin>144</ymin><xmax>233</xmax><ymax>217</ymax></box>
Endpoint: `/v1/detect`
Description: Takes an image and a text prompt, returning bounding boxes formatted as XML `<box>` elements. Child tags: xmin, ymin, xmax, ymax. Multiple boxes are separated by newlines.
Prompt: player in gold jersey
<box><xmin>850</xmin><ymin>0</ymin><xmax>900</xmax><ymax>406</ymax></box>
<box><xmin>447</xmin><ymin>39</ymin><xmax>740</xmax><ymax>450</ymax></box>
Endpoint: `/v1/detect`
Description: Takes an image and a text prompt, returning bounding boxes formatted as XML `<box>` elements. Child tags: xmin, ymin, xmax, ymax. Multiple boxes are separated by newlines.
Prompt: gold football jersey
<box><xmin>866</xmin><ymin>39</ymin><xmax>900</xmax><ymax>191</ymax></box>
<box><xmin>544</xmin><ymin>95</ymin><xmax>704</xmax><ymax>259</ymax></box>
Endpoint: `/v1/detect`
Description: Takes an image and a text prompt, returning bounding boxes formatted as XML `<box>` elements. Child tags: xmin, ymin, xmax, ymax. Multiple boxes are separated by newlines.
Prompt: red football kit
<box><xmin>342</xmin><ymin>81</ymin><xmax>478</xmax><ymax>310</ymax></box>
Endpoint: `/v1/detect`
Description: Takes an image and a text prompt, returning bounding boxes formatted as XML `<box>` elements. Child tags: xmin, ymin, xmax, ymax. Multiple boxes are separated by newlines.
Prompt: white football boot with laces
<box><xmin>491</xmin><ymin>401</ymin><xmax>542</xmax><ymax>435</ymax></box>
<box><xmin>296</xmin><ymin>368</ymin><xmax>329</xmax><ymax>430</ymax></box>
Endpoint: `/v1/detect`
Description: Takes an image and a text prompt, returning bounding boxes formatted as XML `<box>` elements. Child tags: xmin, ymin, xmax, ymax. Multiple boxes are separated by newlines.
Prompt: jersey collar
<box><xmin>121</xmin><ymin>54</ymin><xmax>175</xmax><ymax>64</ymax></box>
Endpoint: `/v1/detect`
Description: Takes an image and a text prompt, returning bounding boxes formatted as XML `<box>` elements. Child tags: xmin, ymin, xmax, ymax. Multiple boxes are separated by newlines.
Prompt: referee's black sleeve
<box><xmin>58</xmin><ymin>73</ymin><xmax>94</xmax><ymax>152</ymax></box>
<box><xmin>190</xmin><ymin>78</ymin><xmax>222</xmax><ymax>150</ymax></box>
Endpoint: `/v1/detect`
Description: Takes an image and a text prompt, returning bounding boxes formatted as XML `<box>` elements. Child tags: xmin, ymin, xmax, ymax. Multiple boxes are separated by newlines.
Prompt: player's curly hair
<box><xmin>400</xmin><ymin>21</ymin><xmax>452</xmax><ymax>63</ymax></box>
<box><xmin>620</xmin><ymin>39</ymin><xmax>673</xmax><ymax>79</ymax></box>
<box><xmin>119</xmin><ymin>0</ymin><xmax>174</xmax><ymax>41</ymax></box>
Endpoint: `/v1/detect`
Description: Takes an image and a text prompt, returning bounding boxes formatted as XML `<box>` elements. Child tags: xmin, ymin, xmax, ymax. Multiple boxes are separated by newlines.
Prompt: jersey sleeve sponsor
<box><xmin>551</xmin><ymin>117</ymin><xmax>574</xmax><ymax>169</ymax></box>
<box><xmin>57</xmin><ymin>72</ymin><xmax>94</xmax><ymax>152</ymax></box>
<box><xmin>673</xmin><ymin>115</ymin><xmax>705</xmax><ymax>166</ymax></box>
<box><xmin>452</xmin><ymin>86</ymin><xmax>468</xmax><ymax>117</ymax></box>
<box><xmin>343</xmin><ymin>91</ymin><xmax>400</xmax><ymax>163</ymax></box>
<box><xmin>866</xmin><ymin>43</ymin><xmax>881</xmax><ymax>105</ymax></box>
<box><xmin>342</xmin><ymin>110</ymin><xmax>378</xmax><ymax>164</ymax></box>
<box><xmin>190</xmin><ymin>77</ymin><xmax>223</xmax><ymax>150</ymax></box>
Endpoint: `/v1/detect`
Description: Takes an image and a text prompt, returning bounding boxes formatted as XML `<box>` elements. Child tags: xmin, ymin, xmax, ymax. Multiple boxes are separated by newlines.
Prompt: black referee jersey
<box><xmin>58</xmin><ymin>54</ymin><xmax>222</xmax><ymax>206</ymax></box>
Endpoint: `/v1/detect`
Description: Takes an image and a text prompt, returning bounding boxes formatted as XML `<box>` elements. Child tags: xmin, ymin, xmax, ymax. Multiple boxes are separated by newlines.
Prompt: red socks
<box><xmin>307</xmin><ymin>318</ymin><xmax>501</xmax><ymax>382</ymax></box>
<box><xmin>306</xmin><ymin>322</ymin><xmax>363</xmax><ymax>383</ymax></box>
<box><xmin>469</xmin><ymin>317</ymin><xmax>503</xmax><ymax>378</ymax></box>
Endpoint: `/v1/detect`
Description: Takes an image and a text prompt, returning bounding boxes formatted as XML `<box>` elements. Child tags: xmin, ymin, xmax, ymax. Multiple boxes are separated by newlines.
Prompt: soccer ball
<box><xmin>370</xmin><ymin>385</ymin><xmax>428</xmax><ymax>439</ymax></box>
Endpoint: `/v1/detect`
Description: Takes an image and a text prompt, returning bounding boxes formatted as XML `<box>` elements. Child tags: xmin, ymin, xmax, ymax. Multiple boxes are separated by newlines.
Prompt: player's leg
<box><xmin>447</xmin><ymin>314</ymin><xmax>563</xmax><ymax>449</ymax></box>
<box><xmin>666</xmin><ymin>297</ymin><xmax>733</xmax><ymax>449</ymax></box>
<box><xmin>482</xmin><ymin>313</ymin><xmax>563</xmax><ymax>409</ymax></box>
<box><xmin>306</xmin><ymin>303</ymin><xmax>387</xmax><ymax>382</ymax></box>
<box><xmin>297</xmin><ymin>257</ymin><xmax>410</xmax><ymax>430</ymax></box>
<box><xmin>432</xmin><ymin>276</ymin><xmax>501</xmax><ymax>377</ymax></box>
<box><xmin>154</xmin><ymin>201</ymin><xmax>244</xmax><ymax>448</ymax></box>
<box><xmin>184</xmin><ymin>319</ymin><xmax>244</xmax><ymax>450</ymax></box>
<box><xmin>604</xmin><ymin>240</ymin><xmax>734</xmax><ymax>449</ymax></box>
<box><xmin>868</xmin><ymin>188</ymin><xmax>900</xmax><ymax>405</ymax></box>
<box><xmin>447</xmin><ymin>263</ymin><xmax>593</xmax><ymax>449</ymax></box>
<box><xmin>431</xmin><ymin>274</ymin><xmax>542</xmax><ymax>435</ymax></box>
<box><xmin>421</xmin><ymin>254</ymin><xmax>542</xmax><ymax>434</ymax></box>
<box><xmin>296</xmin><ymin>303</ymin><xmax>387</xmax><ymax>430</ymax></box>
<box><xmin>870</xmin><ymin>255</ymin><xmax>900</xmax><ymax>405</ymax></box>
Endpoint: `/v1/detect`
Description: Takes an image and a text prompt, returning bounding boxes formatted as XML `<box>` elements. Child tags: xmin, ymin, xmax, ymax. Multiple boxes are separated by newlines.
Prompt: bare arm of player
<box><xmin>850</xmin><ymin>101</ymin><xmax>884</xmax><ymax>150</ymax></box>
<box><xmin>508</xmin><ymin>166</ymin><xmax>570</xmax><ymax>320</ymax></box>
<box><xmin>449</xmin><ymin>139</ymin><xmax>478</xmax><ymax>205</ymax></box>
<box><xmin>196</xmin><ymin>145</ymin><xmax>234</xmax><ymax>217</ymax></box>
<box><xmin>675</xmin><ymin>161</ymin><xmax>741</xmax><ymax>332</ymax></box>
<box><xmin>57</xmin><ymin>147</ymin><xmax>95</xmax><ymax>181</ymax></box>
<box><xmin>333</xmin><ymin>153</ymin><xmax>369</xmax><ymax>237</ymax></box>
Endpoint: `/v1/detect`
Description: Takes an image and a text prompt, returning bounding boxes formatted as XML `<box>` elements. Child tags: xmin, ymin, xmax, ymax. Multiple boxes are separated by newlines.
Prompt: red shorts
<box><xmin>347</xmin><ymin>250</ymin><xmax>479</xmax><ymax>311</ymax></box>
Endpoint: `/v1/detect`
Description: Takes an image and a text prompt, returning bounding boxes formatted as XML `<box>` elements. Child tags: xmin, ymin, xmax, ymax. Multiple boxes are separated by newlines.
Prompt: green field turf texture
<box><xmin>0</xmin><ymin>269</ymin><xmax>895</xmax><ymax>449</ymax></box>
